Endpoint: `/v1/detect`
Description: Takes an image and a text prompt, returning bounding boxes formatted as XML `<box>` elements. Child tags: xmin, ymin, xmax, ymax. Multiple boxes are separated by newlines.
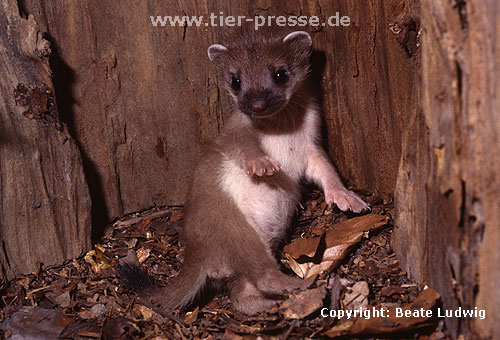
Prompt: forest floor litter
<box><xmin>0</xmin><ymin>188</ymin><xmax>450</xmax><ymax>339</ymax></box>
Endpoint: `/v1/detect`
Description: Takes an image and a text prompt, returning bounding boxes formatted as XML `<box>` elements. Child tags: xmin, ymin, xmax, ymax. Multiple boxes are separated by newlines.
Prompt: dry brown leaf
<box><xmin>227</xmin><ymin>322</ymin><xmax>263</xmax><ymax>335</ymax></box>
<box><xmin>284</xmin><ymin>214</ymin><xmax>388</xmax><ymax>279</ymax></box>
<box><xmin>133</xmin><ymin>304</ymin><xmax>164</xmax><ymax>323</ymax></box>
<box><xmin>343</xmin><ymin>281</ymin><xmax>369</xmax><ymax>310</ymax></box>
<box><xmin>142</xmin><ymin>217</ymin><xmax>153</xmax><ymax>227</ymax></box>
<box><xmin>136</xmin><ymin>247</ymin><xmax>151</xmax><ymax>264</ymax></box>
<box><xmin>136</xmin><ymin>305</ymin><xmax>154</xmax><ymax>320</ymax></box>
<box><xmin>84</xmin><ymin>249</ymin><xmax>111</xmax><ymax>273</ymax></box>
<box><xmin>184</xmin><ymin>306</ymin><xmax>199</xmax><ymax>324</ymax></box>
<box><xmin>124</xmin><ymin>238</ymin><xmax>138</xmax><ymax>248</ymax></box>
<box><xmin>53</xmin><ymin>290</ymin><xmax>72</xmax><ymax>308</ymax></box>
<box><xmin>89</xmin><ymin>304</ymin><xmax>107</xmax><ymax>318</ymax></box>
<box><xmin>323</xmin><ymin>287</ymin><xmax>440</xmax><ymax>338</ymax></box>
<box><xmin>280</xmin><ymin>286</ymin><xmax>327</xmax><ymax>319</ymax></box>
<box><xmin>78</xmin><ymin>310</ymin><xmax>95</xmax><ymax>319</ymax></box>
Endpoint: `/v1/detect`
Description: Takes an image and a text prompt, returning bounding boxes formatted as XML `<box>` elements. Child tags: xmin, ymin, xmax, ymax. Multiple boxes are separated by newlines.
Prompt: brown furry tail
<box><xmin>118</xmin><ymin>252</ymin><xmax>207</xmax><ymax>316</ymax></box>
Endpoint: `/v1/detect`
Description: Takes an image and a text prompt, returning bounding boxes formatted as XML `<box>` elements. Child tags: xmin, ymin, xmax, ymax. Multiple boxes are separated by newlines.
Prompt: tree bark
<box><xmin>0</xmin><ymin>0</ymin><xmax>91</xmax><ymax>281</ymax></box>
<box><xmin>314</xmin><ymin>0</ymin><xmax>420</xmax><ymax>200</ymax></box>
<box><xmin>20</xmin><ymin>0</ymin><xmax>224</xmax><ymax>232</ymax></box>
<box><xmin>394</xmin><ymin>0</ymin><xmax>500</xmax><ymax>338</ymax></box>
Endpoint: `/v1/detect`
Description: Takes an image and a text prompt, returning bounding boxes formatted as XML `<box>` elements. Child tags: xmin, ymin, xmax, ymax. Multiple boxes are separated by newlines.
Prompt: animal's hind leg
<box><xmin>230</xmin><ymin>278</ymin><xmax>279</xmax><ymax>315</ymax></box>
<box><xmin>256</xmin><ymin>267</ymin><xmax>311</xmax><ymax>296</ymax></box>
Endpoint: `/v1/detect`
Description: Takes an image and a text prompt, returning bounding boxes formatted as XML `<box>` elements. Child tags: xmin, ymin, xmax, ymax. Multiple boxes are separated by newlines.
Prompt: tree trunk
<box><xmin>394</xmin><ymin>0</ymin><xmax>500</xmax><ymax>338</ymax></box>
<box><xmin>0</xmin><ymin>0</ymin><xmax>91</xmax><ymax>281</ymax></box>
<box><xmin>19</xmin><ymin>0</ymin><xmax>224</xmax><ymax>232</ymax></box>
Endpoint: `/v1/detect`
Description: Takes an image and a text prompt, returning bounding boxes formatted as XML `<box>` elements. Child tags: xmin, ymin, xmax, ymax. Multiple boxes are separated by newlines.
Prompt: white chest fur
<box><xmin>219</xmin><ymin>104</ymin><xmax>321</xmax><ymax>250</ymax></box>
<box><xmin>261</xmin><ymin>103</ymin><xmax>320</xmax><ymax>181</ymax></box>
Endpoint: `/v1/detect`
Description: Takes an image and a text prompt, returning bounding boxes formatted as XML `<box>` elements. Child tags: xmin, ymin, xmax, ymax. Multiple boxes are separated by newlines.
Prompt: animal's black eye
<box><xmin>231</xmin><ymin>76</ymin><xmax>241</xmax><ymax>91</ymax></box>
<box><xmin>273</xmin><ymin>69</ymin><xmax>289</xmax><ymax>85</ymax></box>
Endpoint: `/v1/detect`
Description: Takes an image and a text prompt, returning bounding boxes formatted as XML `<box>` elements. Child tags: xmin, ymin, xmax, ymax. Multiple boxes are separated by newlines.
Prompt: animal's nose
<box><xmin>250</xmin><ymin>98</ymin><xmax>267</xmax><ymax>113</ymax></box>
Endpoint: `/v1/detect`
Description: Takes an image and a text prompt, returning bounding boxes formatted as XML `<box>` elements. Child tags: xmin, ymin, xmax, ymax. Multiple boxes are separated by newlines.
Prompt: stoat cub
<box><xmin>122</xmin><ymin>28</ymin><xmax>369</xmax><ymax>315</ymax></box>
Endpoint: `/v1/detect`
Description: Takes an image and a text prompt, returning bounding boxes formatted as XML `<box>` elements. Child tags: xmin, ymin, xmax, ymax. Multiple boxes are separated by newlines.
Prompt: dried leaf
<box><xmin>184</xmin><ymin>306</ymin><xmax>199</xmax><ymax>324</ymax></box>
<box><xmin>84</xmin><ymin>249</ymin><xmax>111</xmax><ymax>273</ymax></box>
<box><xmin>124</xmin><ymin>238</ymin><xmax>138</xmax><ymax>248</ymax></box>
<box><xmin>78</xmin><ymin>310</ymin><xmax>95</xmax><ymax>320</ymax></box>
<box><xmin>89</xmin><ymin>303</ymin><xmax>107</xmax><ymax>318</ymax></box>
<box><xmin>54</xmin><ymin>290</ymin><xmax>72</xmax><ymax>308</ymax></box>
<box><xmin>324</xmin><ymin>288</ymin><xmax>440</xmax><ymax>338</ymax></box>
<box><xmin>136</xmin><ymin>247</ymin><xmax>151</xmax><ymax>264</ymax></box>
<box><xmin>343</xmin><ymin>281</ymin><xmax>369</xmax><ymax>310</ymax></box>
<box><xmin>284</xmin><ymin>214</ymin><xmax>388</xmax><ymax>279</ymax></box>
<box><xmin>133</xmin><ymin>304</ymin><xmax>165</xmax><ymax>323</ymax></box>
<box><xmin>142</xmin><ymin>217</ymin><xmax>153</xmax><ymax>227</ymax></box>
<box><xmin>283</xmin><ymin>253</ymin><xmax>305</xmax><ymax>279</ymax></box>
<box><xmin>280</xmin><ymin>286</ymin><xmax>327</xmax><ymax>319</ymax></box>
<box><xmin>135</xmin><ymin>304</ymin><xmax>155</xmax><ymax>320</ymax></box>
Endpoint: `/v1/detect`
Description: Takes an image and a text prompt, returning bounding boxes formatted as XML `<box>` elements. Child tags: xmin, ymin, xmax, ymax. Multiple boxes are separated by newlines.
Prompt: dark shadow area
<box><xmin>16</xmin><ymin>0</ymin><xmax>27</xmax><ymax>19</ymax></box>
<box><xmin>309</xmin><ymin>49</ymin><xmax>328</xmax><ymax>149</ymax></box>
<box><xmin>46</xmin><ymin>34</ymin><xmax>109</xmax><ymax>243</ymax></box>
<box><xmin>309</xmin><ymin>49</ymin><xmax>358</xmax><ymax>189</ymax></box>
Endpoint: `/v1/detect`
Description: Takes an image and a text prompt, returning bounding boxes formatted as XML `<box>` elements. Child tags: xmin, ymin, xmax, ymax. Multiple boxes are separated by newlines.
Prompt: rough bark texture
<box><xmin>394</xmin><ymin>0</ymin><xmax>500</xmax><ymax>338</ymax></box>
<box><xmin>19</xmin><ymin>0</ymin><xmax>419</xmax><ymax>231</ymax></box>
<box><xmin>19</xmin><ymin>1</ymin><xmax>223</xmax><ymax>234</ymax></box>
<box><xmin>315</xmin><ymin>1</ymin><xmax>420</xmax><ymax>199</ymax></box>
<box><xmin>0</xmin><ymin>0</ymin><xmax>91</xmax><ymax>281</ymax></box>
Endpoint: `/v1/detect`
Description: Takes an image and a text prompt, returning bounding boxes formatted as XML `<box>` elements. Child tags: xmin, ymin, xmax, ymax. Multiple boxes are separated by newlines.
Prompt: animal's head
<box><xmin>208</xmin><ymin>29</ymin><xmax>312</xmax><ymax>120</ymax></box>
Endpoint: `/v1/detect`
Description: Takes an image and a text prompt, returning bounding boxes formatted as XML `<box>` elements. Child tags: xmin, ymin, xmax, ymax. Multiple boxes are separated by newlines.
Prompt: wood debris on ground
<box><xmin>0</xmin><ymin>189</ymin><xmax>450</xmax><ymax>339</ymax></box>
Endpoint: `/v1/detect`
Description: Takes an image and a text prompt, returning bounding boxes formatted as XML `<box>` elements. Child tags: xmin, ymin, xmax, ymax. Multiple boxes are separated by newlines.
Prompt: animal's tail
<box><xmin>118</xmin><ymin>251</ymin><xmax>206</xmax><ymax>315</ymax></box>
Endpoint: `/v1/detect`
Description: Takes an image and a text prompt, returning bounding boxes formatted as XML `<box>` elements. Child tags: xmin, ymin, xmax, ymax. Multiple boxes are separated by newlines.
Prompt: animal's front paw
<box><xmin>245</xmin><ymin>156</ymin><xmax>281</xmax><ymax>177</ymax></box>
<box><xmin>325</xmin><ymin>188</ymin><xmax>370</xmax><ymax>213</ymax></box>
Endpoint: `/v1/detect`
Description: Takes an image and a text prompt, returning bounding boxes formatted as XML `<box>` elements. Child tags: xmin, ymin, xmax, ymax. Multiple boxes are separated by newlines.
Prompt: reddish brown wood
<box><xmin>0</xmin><ymin>0</ymin><xmax>91</xmax><ymax>281</ymax></box>
<box><xmin>394</xmin><ymin>1</ymin><xmax>500</xmax><ymax>338</ymax></box>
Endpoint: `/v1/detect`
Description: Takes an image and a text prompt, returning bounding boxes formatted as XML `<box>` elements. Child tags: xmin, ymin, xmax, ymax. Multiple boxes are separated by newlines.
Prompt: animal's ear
<box><xmin>207</xmin><ymin>44</ymin><xmax>229</xmax><ymax>66</ymax></box>
<box><xmin>283</xmin><ymin>31</ymin><xmax>312</xmax><ymax>61</ymax></box>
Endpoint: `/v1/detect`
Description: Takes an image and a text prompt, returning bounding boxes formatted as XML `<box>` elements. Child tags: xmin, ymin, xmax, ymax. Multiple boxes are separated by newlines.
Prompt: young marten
<box><xmin>120</xmin><ymin>27</ymin><xmax>369</xmax><ymax>315</ymax></box>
